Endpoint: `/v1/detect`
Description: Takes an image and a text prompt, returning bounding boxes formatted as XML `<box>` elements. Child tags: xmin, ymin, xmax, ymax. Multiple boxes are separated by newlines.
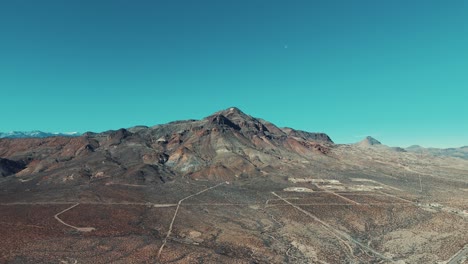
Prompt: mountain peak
<box><xmin>226</xmin><ymin>107</ymin><xmax>242</xmax><ymax>114</ymax></box>
<box><xmin>207</xmin><ymin>107</ymin><xmax>256</xmax><ymax>126</ymax></box>
<box><xmin>357</xmin><ymin>136</ymin><xmax>382</xmax><ymax>147</ymax></box>
<box><xmin>213</xmin><ymin>107</ymin><xmax>249</xmax><ymax>118</ymax></box>
<box><xmin>406</xmin><ymin>145</ymin><xmax>424</xmax><ymax>150</ymax></box>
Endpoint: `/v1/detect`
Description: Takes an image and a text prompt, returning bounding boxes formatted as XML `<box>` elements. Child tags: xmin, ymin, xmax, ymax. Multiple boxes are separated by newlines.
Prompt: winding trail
<box><xmin>156</xmin><ymin>182</ymin><xmax>226</xmax><ymax>259</ymax></box>
<box><xmin>54</xmin><ymin>203</ymin><xmax>96</xmax><ymax>232</ymax></box>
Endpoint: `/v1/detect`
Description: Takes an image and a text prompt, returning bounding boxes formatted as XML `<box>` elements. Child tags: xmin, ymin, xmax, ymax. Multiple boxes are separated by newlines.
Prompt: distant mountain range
<box><xmin>0</xmin><ymin>131</ymin><xmax>81</xmax><ymax>139</ymax></box>
<box><xmin>355</xmin><ymin>136</ymin><xmax>468</xmax><ymax>159</ymax></box>
<box><xmin>1</xmin><ymin>129</ymin><xmax>465</xmax><ymax>160</ymax></box>
<box><xmin>406</xmin><ymin>145</ymin><xmax>468</xmax><ymax>159</ymax></box>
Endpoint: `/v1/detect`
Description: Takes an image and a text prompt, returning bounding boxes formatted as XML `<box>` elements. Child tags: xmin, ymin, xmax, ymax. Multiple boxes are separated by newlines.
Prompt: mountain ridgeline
<box><xmin>0</xmin><ymin>131</ymin><xmax>81</xmax><ymax>139</ymax></box>
<box><xmin>406</xmin><ymin>145</ymin><xmax>468</xmax><ymax>159</ymax></box>
<box><xmin>0</xmin><ymin>107</ymin><xmax>334</xmax><ymax>183</ymax></box>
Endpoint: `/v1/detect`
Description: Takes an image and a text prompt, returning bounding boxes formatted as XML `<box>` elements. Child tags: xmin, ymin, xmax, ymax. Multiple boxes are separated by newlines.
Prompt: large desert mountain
<box><xmin>0</xmin><ymin>107</ymin><xmax>334</xmax><ymax>185</ymax></box>
<box><xmin>1</xmin><ymin>107</ymin><xmax>467</xmax><ymax>264</ymax></box>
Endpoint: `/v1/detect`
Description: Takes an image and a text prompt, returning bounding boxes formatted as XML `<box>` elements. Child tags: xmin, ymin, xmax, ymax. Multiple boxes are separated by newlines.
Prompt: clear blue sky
<box><xmin>1</xmin><ymin>1</ymin><xmax>467</xmax><ymax>148</ymax></box>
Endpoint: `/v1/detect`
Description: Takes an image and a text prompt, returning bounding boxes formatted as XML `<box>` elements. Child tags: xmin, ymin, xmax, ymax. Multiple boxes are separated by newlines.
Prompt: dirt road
<box><xmin>54</xmin><ymin>203</ymin><xmax>96</xmax><ymax>232</ymax></box>
<box><xmin>157</xmin><ymin>182</ymin><xmax>226</xmax><ymax>259</ymax></box>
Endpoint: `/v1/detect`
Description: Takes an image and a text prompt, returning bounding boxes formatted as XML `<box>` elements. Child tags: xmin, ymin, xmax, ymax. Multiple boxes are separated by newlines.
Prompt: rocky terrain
<box><xmin>0</xmin><ymin>107</ymin><xmax>467</xmax><ymax>263</ymax></box>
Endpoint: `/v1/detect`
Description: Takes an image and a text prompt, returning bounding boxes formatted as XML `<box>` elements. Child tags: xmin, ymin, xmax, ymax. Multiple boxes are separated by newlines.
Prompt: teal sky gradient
<box><xmin>1</xmin><ymin>1</ymin><xmax>467</xmax><ymax>148</ymax></box>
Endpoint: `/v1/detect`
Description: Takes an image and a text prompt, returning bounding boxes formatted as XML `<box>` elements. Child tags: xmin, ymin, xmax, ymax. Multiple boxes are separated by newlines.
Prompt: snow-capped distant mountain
<box><xmin>0</xmin><ymin>131</ymin><xmax>81</xmax><ymax>139</ymax></box>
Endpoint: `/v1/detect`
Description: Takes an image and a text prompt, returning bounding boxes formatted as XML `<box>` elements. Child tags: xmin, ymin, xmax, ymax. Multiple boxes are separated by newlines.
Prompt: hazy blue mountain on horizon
<box><xmin>353</xmin><ymin>136</ymin><xmax>467</xmax><ymax>158</ymax></box>
<box><xmin>0</xmin><ymin>131</ymin><xmax>81</xmax><ymax>139</ymax></box>
<box><xmin>405</xmin><ymin>145</ymin><xmax>468</xmax><ymax>159</ymax></box>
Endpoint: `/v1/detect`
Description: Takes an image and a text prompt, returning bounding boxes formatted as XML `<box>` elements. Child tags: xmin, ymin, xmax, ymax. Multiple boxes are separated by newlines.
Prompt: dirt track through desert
<box><xmin>271</xmin><ymin>192</ymin><xmax>396</xmax><ymax>263</ymax></box>
<box><xmin>447</xmin><ymin>244</ymin><xmax>468</xmax><ymax>264</ymax></box>
<box><xmin>54</xmin><ymin>203</ymin><xmax>96</xmax><ymax>232</ymax></box>
<box><xmin>156</xmin><ymin>182</ymin><xmax>226</xmax><ymax>259</ymax></box>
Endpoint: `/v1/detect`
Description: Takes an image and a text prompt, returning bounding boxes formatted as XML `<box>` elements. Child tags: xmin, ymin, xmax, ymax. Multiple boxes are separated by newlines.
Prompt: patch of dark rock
<box><xmin>0</xmin><ymin>158</ymin><xmax>25</xmax><ymax>177</ymax></box>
